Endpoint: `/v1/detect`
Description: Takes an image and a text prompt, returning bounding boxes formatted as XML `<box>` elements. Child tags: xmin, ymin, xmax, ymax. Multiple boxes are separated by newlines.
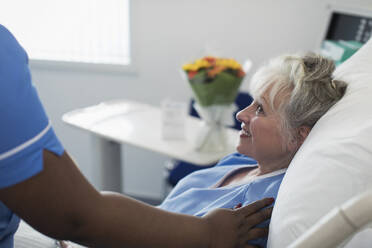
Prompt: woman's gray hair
<box><xmin>249</xmin><ymin>52</ymin><xmax>347</xmax><ymax>147</ymax></box>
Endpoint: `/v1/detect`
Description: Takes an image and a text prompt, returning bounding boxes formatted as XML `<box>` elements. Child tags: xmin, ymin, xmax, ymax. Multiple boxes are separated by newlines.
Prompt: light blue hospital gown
<box><xmin>159</xmin><ymin>153</ymin><xmax>286</xmax><ymax>247</ymax></box>
<box><xmin>0</xmin><ymin>25</ymin><xmax>64</xmax><ymax>247</ymax></box>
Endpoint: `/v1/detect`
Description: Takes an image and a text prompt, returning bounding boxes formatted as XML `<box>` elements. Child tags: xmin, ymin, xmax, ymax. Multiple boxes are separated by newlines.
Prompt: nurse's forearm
<box><xmin>71</xmin><ymin>192</ymin><xmax>210</xmax><ymax>248</ymax></box>
<box><xmin>0</xmin><ymin>151</ymin><xmax>209</xmax><ymax>248</ymax></box>
<box><xmin>0</xmin><ymin>151</ymin><xmax>273</xmax><ymax>248</ymax></box>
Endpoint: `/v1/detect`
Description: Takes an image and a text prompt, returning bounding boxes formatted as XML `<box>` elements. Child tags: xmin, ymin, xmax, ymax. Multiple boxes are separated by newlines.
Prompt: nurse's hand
<box><xmin>202</xmin><ymin>198</ymin><xmax>274</xmax><ymax>248</ymax></box>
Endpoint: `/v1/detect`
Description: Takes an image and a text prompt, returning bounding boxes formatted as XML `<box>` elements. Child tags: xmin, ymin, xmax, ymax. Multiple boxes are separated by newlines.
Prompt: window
<box><xmin>0</xmin><ymin>0</ymin><xmax>131</xmax><ymax>68</ymax></box>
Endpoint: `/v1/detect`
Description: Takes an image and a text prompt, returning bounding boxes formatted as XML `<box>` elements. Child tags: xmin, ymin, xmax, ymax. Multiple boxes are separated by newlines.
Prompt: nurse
<box><xmin>0</xmin><ymin>24</ymin><xmax>272</xmax><ymax>248</ymax></box>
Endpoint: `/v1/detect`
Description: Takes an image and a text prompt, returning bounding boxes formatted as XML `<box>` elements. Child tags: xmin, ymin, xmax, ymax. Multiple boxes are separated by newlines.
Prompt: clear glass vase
<box><xmin>193</xmin><ymin>103</ymin><xmax>236</xmax><ymax>152</ymax></box>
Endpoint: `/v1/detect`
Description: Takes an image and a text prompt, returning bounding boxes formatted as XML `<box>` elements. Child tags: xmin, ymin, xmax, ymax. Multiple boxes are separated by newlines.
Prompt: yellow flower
<box><xmin>216</xmin><ymin>58</ymin><xmax>241</xmax><ymax>70</ymax></box>
<box><xmin>183</xmin><ymin>59</ymin><xmax>211</xmax><ymax>71</ymax></box>
<box><xmin>183</xmin><ymin>56</ymin><xmax>243</xmax><ymax>76</ymax></box>
<box><xmin>182</xmin><ymin>63</ymin><xmax>194</xmax><ymax>71</ymax></box>
<box><xmin>195</xmin><ymin>59</ymin><xmax>210</xmax><ymax>69</ymax></box>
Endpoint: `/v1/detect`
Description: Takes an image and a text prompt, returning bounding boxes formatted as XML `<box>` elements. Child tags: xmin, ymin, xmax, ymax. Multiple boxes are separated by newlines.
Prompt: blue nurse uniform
<box><xmin>0</xmin><ymin>25</ymin><xmax>64</xmax><ymax>247</ymax></box>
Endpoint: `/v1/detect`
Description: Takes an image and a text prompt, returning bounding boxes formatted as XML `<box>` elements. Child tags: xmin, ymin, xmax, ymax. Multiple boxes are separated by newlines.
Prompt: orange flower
<box><xmin>207</xmin><ymin>65</ymin><xmax>226</xmax><ymax>78</ymax></box>
<box><xmin>188</xmin><ymin>70</ymin><xmax>198</xmax><ymax>79</ymax></box>
<box><xmin>237</xmin><ymin>69</ymin><xmax>245</xmax><ymax>78</ymax></box>
<box><xmin>203</xmin><ymin>56</ymin><xmax>216</xmax><ymax>64</ymax></box>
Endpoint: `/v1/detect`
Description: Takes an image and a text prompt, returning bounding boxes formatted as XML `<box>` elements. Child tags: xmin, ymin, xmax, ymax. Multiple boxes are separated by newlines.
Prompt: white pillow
<box><xmin>268</xmin><ymin>37</ymin><xmax>372</xmax><ymax>248</ymax></box>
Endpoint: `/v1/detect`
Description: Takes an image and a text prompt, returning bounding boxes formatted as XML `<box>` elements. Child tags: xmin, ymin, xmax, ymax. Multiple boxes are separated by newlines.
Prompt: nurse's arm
<box><xmin>0</xmin><ymin>150</ymin><xmax>273</xmax><ymax>248</ymax></box>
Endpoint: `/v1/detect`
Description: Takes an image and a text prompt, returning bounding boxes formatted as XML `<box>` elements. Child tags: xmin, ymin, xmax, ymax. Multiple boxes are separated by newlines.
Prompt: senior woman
<box><xmin>158</xmin><ymin>52</ymin><xmax>347</xmax><ymax>247</ymax></box>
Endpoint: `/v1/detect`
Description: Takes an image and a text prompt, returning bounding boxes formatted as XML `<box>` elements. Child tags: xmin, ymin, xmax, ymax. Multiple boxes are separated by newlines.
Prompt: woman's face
<box><xmin>236</xmin><ymin>90</ymin><xmax>293</xmax><ymax>165</ymax></box>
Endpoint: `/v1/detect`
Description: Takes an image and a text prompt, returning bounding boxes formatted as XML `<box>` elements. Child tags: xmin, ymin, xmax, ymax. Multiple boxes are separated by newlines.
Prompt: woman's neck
<box><xmin>255</xmin><ymin>155</ymin><xmax>292</xmax><ymax>176</ymax></box>
<box><xmin>219</xmin><ymin>156</ymin><xmax>292</xmax><ymax>188</ymax></box>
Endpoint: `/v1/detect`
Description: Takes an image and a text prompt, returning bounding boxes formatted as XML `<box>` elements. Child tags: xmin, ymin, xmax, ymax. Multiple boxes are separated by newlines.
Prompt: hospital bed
<box><xmin>290</xmin><ymin>190</ymin><xmax>372</xmax><ymax>247</ymax></box>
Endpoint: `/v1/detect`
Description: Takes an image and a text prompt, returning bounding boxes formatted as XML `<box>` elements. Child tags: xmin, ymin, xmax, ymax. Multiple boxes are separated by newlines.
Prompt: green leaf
<box><xmin>188</xmin><ymin>71</ymin><xmax>243</xmax><ymax>106</ymax></box>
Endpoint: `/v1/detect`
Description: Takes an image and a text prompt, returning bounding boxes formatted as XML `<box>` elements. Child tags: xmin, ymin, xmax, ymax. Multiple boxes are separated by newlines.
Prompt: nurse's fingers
<box><xmin>245</xmin><ymin>207</ymin><xmax>273</xmax><ymax>227</ymax></box>
<box><xmin>240</xmin><ymin>227</ymin><xmax>269</xmax><ymax>241</ymax></box>
<box><xmin>234</xmin><ymin>198</ymin><xmax>274</xmax><ymax>217</ymax></box>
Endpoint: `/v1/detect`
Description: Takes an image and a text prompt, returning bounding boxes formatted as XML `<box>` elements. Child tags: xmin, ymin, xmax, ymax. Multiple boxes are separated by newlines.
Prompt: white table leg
<box><xmin>91</xmin><ymin>135</ymin><xmax>122</xmax><ymax>192</ymax></box>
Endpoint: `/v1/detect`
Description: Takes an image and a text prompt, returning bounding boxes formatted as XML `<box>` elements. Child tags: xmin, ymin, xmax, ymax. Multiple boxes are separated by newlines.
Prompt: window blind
<box><xmin>0</xmin><ymin>0</ymin><xmax>130</xmax><ymax>65</ymax></box>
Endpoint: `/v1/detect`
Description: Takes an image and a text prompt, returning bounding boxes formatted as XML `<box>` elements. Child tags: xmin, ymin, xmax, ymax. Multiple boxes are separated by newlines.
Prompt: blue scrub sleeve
<box><xmin>0</xmin><ymin>24</ymin><xmax>64</xmax><ymax>189</ymax></box>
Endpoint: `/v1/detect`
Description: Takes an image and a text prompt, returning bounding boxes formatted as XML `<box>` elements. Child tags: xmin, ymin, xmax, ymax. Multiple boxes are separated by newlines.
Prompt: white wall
<box><xmin>29</xmin><ymin>0</ymin><xmax>370</xmax><ymax>200</ymax></box>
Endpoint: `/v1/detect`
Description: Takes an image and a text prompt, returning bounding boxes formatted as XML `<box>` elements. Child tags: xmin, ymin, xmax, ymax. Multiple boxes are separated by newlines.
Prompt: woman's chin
<box><xmin>237</xmin><ymin>145</ymin><xmax>257</xmax><ymax>160</ymax></box>
<box><xmin>236</xmin><ymin>145</ymin><xmax>250</xmax><ymax>157</ymax></box>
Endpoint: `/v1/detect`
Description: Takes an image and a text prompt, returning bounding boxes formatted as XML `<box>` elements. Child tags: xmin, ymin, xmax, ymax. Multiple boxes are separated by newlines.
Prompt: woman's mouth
<box><xmin>240</xmin><ymin>123</ymin><xmax>252</xmax><ymax>137</ymax></box>
<box><xmin>240</xmin><ymin>128</ymin><xmax>252</xmax><ymax>137</ymax></box>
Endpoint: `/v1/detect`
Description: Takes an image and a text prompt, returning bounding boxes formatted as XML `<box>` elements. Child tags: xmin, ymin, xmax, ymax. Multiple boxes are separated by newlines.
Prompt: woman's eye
<box><xmin>255</xmin><ymin>104</ymin><xmax>264</xmax><ymax>115</ymax></box>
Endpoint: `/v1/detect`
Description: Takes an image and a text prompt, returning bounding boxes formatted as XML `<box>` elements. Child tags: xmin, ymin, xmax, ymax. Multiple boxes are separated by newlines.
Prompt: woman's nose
<box><xmin>236</xmin><ymin>106</ymin><xmax>251</xmax><ymax>123</ymax></box>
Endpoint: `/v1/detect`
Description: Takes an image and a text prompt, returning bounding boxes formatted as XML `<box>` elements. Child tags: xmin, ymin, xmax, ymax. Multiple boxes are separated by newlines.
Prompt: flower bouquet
<box><xmin>182</xmin><ymin>56</ymin><xmax>246</xmax><ymax>152</ymax></box>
